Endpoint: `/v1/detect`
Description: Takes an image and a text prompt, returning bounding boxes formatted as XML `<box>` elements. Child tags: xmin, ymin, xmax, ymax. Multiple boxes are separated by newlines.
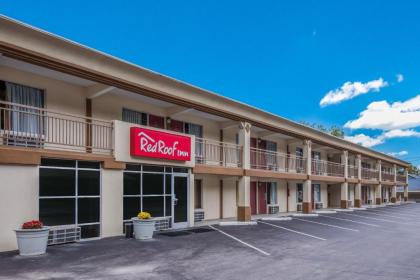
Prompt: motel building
<box><xmin>0</xmin><ymin>16</ymin><xmax>410</xmax><ymax>253</ymax></box>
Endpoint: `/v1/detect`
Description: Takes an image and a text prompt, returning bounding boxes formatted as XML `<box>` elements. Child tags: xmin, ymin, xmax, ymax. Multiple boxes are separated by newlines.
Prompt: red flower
<box><xmin>22</xmin><ymin>220</ymin><xmax>43</xmax><ymax>229</ymax></box>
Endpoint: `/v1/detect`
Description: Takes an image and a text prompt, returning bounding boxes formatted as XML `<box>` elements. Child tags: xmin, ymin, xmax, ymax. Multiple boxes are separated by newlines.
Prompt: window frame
<box><xmin>39</xmin><ymin>160</ymin><xmax>101</xmax><ymax>239</ymax></box>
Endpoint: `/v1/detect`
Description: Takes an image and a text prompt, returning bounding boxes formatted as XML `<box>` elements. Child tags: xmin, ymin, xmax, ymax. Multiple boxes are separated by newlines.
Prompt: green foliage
<box><xmin>300</xmin><ymin>121</ymin><xmax>345</xmax><ymax>139</ymax></box>
<box><xmin>408</xmin><ymin>164</ymin><xmax>420</xmax><ymax>175</ymax></box>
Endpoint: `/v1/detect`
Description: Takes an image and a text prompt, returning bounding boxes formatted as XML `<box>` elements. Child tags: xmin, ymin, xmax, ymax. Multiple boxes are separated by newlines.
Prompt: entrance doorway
<box><xmin>172</xmin><ymin>174</ymin><xmax>189</xmax><ymax>229</ymax></box>
<box><xmin>258</xmin><ymin>182</ymin><xmax>267</xmax><ymax>214</ymax></box>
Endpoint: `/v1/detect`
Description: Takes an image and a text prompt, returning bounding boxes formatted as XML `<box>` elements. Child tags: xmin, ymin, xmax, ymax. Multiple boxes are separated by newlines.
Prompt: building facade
<box><xmin>0</xmin><ymin>16</ymin><xmax>410</xmax><ymax>252</ymax></box>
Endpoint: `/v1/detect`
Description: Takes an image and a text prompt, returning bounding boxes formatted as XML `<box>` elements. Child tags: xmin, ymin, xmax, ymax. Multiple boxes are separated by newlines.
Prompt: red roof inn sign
<box><xmin>130</xmin><ymin>127</ymin><xmax>191</xmax><ymax>161</ymax></box>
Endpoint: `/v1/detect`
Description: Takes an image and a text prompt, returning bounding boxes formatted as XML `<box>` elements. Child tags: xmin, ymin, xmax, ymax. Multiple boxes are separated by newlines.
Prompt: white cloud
<box><xmin>344</xmin><ymin>129</ymin><xmax>420</xmax><ymax>148</ymax></box>
<box><xmin>396</xmin><ymin>74</ymin><xmax>404</xmax><ymax>83</ymax></box>
<box><xmin>387</xmin><ymin>150</ymin><xmax>408</xmax><ymax>157</ymax></box>
<box><xmin>344</xmin><ymin>95</ymin><xmax>420</xmax><ymax>130</ymax></box>
<box><xmin>320</xmin><ymin>78</ymin><xmax>388</xmax><ymax>107</ymax></box>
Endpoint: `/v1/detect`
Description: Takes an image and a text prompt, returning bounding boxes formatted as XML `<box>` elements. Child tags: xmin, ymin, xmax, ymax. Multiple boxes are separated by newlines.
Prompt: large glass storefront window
<box><xmin>39</xmin><ymin>159</ymin><xmax>101</xmax><ymax>239</ymax></box>
<box><xmin>123</xmin><ymin>165</ymin><xmax>188</xmax><ymax>225</ymax></box>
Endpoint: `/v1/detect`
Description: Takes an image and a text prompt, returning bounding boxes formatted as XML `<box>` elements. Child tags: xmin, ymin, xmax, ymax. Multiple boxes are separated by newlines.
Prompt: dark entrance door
<box><xmin>173</xmin><ymin>175</ymin><xmax>188</xmax><ymax>228</ymax></box>
<box><xmin>250</xmin><ymin>181</ymin><xmax>257</xmax><ymax>215</ymax></box>
<box><xmin>258</xmin><ymin>182</ymin><xmax>267</xmax><ymax>214</ymax></box>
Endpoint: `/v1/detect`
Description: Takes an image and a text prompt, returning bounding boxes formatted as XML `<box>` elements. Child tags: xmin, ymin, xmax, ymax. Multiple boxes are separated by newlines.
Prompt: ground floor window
<box><xmin>194</xmin><ymin>179</ymin><xmax>202</xmax><ymax>209</ymax></box>
<box><xmin>39</xmin><ymin>158</ymin><xmax>101</xmax><ymax>239</ymax></box>
<box><xmin>267</xmin><ymin>182</ymin><xmax>277</xmax><ymax>204</ymax></box>
<box><xmin>123</xmin><ymin>165</ymin><xmax>188</xmax><ymax>226</ymax></box>
<box><xmin>297</xmin><ymin>183</ymin><xmax>303</xmax><ymax>203</ymax></box>
<box><xmin>313</xmin><ymin>184</ymin><xmax>321</xmax><ymax>202</ymax></box>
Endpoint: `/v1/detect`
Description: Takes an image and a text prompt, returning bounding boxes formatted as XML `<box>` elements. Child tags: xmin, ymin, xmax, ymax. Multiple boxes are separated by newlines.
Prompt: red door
<box><xmin>258</xmin><ymin>182</ymin><xmax>267</xmax><ymax>214</ymax></box>
<box><xmin>250</xmin><ymin>182</ymin><xmax>257</xmax><ymax>215</ymax></box>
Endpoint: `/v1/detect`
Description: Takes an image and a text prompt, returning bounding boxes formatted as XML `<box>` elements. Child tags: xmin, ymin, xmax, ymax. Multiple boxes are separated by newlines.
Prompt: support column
<box><xmin>375</xmin><ymin>184</ymin><xmax>382</xmax><ymax>205</ymax></box>
<box><xmin>355</xmin><ymin>154</ymin><xmax>362</xmax><ymax>207</ymax></box>
<box><xmin>355</xmin><ymin>183</ymin><xmax>362</xmax><ymax>207</ymax></box>
<box><xmin>391</xmin><ymin>185</ymin><xmax>397</xmax><ymax>203</ymax></box>
<box><xmin>341</xmin><ymin>150</ymin><xmax>349</xmax><ymax>208</ymax></box>
<box><xmin>188</xmin><ymin>171</ymin><xmax>195</xmax><ymax>227</ymax></box>
<box><xmin>375</xmin><ymin>160</ymin><xmax>382</xmax><ymax>205</ymax></box>
<box><xmin>237</xmin><ymin>122</ymin><xmax>251</xmax><ymax>221</ymax></box>
<box><xmin>303</xmin><ymin>140</ymin><xmax>312</xmax><ymax>213</ymax></box>
<box><xmin>404</xmin><ymin>185</ymin><xmax>408</xmax><ymax>202</ymax></box>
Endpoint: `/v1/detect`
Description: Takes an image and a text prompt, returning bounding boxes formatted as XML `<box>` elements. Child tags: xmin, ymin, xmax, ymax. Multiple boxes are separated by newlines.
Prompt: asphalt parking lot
<box><xmin>1</xmin><ymin>203</ymin><xmax>420</xmax><ymax>280</ymax></box>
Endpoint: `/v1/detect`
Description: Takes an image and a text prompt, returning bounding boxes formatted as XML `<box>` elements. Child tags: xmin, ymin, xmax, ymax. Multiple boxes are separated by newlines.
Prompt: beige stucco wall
<box><xmin>0</xmin><ymin>165</ymin><xmax>38</xmax><ymax>252</ymax></box>
<box><xmin>195</xmin><ymin>174</ymin><xmax>220</xmax><ymax>220</ymax></box>
<box><xmin>101</xmin><ymin>169</ymin><xmax>123</xmax><ymax>237</ymax></box>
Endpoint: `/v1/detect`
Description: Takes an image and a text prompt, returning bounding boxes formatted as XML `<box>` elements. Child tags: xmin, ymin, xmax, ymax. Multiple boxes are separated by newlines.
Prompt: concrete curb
<box><xmin>349</xmin><ymin>207</ymin><xmax>367</xmax><ymax>211</ymax></box>
<box><xmin>219</xmin><ymin>221</ymin><xmax>258</xmax><ymax>226</ymax></box>
<box><xmin>259</xmin><ymin>217</ymin><xmax>293</xmax><ymax>221</ymax></box>
<box><xmin>334</xmin><ymin>208</ymin><xmax>354</xmax><ymax>212</ymax></box>
<box><xmin>292</xmin><ymin>213</ymin><xmax>319</xmax><ymax>217</ymax></box>
<box><xmin>314</xmin><ymin>210</ymin><xmax>337</xmax><ymax>214</ymax></box>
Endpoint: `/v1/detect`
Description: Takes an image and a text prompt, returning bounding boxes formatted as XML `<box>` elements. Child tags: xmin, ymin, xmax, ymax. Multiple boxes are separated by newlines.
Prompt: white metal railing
<box><xmin>195</xmin><ymin>138</ymin><xmax>242</xmax><ymax>167</ymax></box>
<box><xmin>381</xmin><ymin>171</ymin><xmax>395</xmax><ymax>182</ymax></box>
<box><xmin>311</xmin><ymin>159</ymin><xmax>344</xmax><ymax>177</ymax></box>
<box><xmin>348</xmin><ymin>165</ymin><xmax>359</xmax><ymax>178</ymax></box>
<box><xmin>396</xmin><ymin>174</ymin><xmax>406</xmax><ymax>183</ymax></box>
<box><xmin>0</xmin><ymin>101</ymin><xmax>113</xmax><ymax>154</ymax></box>
<box><xmin>250</xmin><ymin>148</ymin><xmax>306</xmax><ymax>173</ymax></box>
<box><xmin>362</xmin><ymin>168</ymin><xmax>379</xmax><ymax>180</ymax></box>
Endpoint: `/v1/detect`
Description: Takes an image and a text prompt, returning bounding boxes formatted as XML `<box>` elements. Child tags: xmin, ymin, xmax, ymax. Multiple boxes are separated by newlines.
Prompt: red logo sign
<box><xmin>130</xmin><ymin>127</ymin><xmax>191</xmax><ymax>161</ymax></box>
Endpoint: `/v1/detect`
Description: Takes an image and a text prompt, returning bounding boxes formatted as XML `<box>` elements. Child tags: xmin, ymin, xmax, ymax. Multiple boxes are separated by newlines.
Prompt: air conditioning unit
<box><xmin>383</xmin><ymin>198</ymin><xmax>388</xmax><ymax>203</ymax></box>
<box><xmin>315</xmin><ymin>202</ymin><xmax>323</xmax><ymax>209</ymax></box>
<box><xmin>348</xmin><ymin>200</ymin><xmax>353</xmax><ymax>208</ymax></box>
<box><xmin>367</xmin><ymin>199</ymin><xmax>372</xmax><ymax>204</ymax></box>
<box><xmin>297</xmin><ymin>203</ymin><xmax>303</xmax><ymax>212</ymax></box>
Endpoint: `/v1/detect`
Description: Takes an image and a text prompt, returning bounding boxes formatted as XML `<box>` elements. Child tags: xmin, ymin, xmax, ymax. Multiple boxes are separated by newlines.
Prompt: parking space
<box><xmin>1</xmin><ymin>203</ymin><xmax>420</xmax><ymax>280</ymax></box>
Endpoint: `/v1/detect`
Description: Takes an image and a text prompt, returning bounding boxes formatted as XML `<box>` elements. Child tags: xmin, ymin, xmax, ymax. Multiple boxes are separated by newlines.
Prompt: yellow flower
<box><xmin>137</xmin><ymin>211</ymin><xmax>151</xmax><ymax>220</ymax></box>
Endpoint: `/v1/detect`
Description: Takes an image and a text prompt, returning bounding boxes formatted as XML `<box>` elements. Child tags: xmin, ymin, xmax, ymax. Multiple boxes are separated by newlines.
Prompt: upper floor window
<box><xmin>312</xmin><ymin>151</ymin><xmax>321</xmax><ymax>160</ymax></box>
<box><xmin>296</xmin><ymin>147</ymin><xmax>303</xmax><ymax>157</ymax></box>
<box><xmin>167</xmin><ymin>118</ymin><xmax>203</xmax><ymax>138</ymax></box>
<box><xmin>122</xmin><ymin>108</ymin><xmax>165</xmax><ymax>129</ymax></box>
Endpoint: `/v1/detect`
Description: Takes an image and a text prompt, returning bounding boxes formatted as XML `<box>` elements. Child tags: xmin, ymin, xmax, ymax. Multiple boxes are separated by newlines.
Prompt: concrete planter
<box><xmin>15</xmin><ymin>227</ymin><xmax>49</xmax><ymax>256</ymax></box>
<box><xmin>131</xmin><ymin>218</ymin><xmax>156</xmax><ymax>240</ymax></box>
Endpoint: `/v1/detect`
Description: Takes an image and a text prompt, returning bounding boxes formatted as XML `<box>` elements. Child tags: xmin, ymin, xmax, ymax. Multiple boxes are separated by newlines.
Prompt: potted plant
<box><xmin>15</xmin><ymin>220</ymin><xmax>49</xmax><ymax>256</ymax></box>
<box><xmin>131</xmin><ymin>211</ymin><xmax>156</xmax><ymax>240</ymax></box>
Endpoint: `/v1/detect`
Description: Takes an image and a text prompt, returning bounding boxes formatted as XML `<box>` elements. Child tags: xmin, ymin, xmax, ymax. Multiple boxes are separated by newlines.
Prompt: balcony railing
<box><xmin>348</xmin><ymin>165</ymin><xmax>359</xmax><ymax>178</ymax></box>
<box><xmin>195</xmin><ymin>138</ymin><xmax>242</xmax><ymax>167</ymax></box>
<box><xmin>250</xmin><ymin>148</ymin><xmax>306</xmax><ymax>173</ymax></box>
<box><xmin>311</xmin><ymin>159</ymin><xmax>344</xmax><ymax>177</ymax></box>
<box><xmin>0</xmin><ymin>101</ymin><xmax>113</xmax><ymax>154</ymax></box>
<box><xmin>381</xmin><ymin>171</ymin><xmax>394</xmax><ymax>182</ymax></box>
<box><xmin>362</xmin><ymin>168</ymin><xmax>379</xmax><ymax>180</ymax></box>
<box><xmin>396</xmin><ymin>174</ymin><xmax>406</xmax><ymax>183</ymax></box>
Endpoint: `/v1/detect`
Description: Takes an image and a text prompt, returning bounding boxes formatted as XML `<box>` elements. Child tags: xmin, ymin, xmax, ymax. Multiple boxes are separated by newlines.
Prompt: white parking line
<box><xmin>376</xmin><ymin>209</ymin><xmax>419</xmax><ymax>217</ymax></box>
<box><xmin>366</xmin><ymin>210</ymin><xmax>414</xmax><ymax>219</ymax></box>
<box><xmin>340</xmin><ymin>212</ymin><xmax>409</xmax><ymax>225</ymax></box>
<box><xmin>208</xmin><ymin>225</ymin><xmax>271</xmax><ymax>256</ymax></box>
<box><xmin>363</xmin><ymin>211</ymin><xmax>411</xmax><ymax>219</ymax></box>
<box><xmin>258</xmin><ymin>221</ymin><xmax>326</xmax><ymax>241</ymax></box>
<box><xmin>293</xmin><ymin>218</ymin><xmax>359</xmax><ymax>232</ymax></box>
<box><xmin>319</xmin><ymin>214</ymin><xmax>380</xmax><ymax>227</ymax></box>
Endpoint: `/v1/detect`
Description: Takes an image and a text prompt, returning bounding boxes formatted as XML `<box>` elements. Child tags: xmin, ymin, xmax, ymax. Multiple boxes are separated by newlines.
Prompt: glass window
<box><xmin>268</xmin><ymin>182</ymin><xmax>277</xmax><ymax>205</ymax></box>
<box><xmin>165</xmin><ymin>174</ymin><xmax>172</xmax><ymax>194</ymax></box>
<box><xmin>126</xmin><ymin>164</ymin><xmax>141</xmax><ymax>171</ymax></box>
<box><xmin>80</xmin><ymin>224</ymin><xmax>101</xmax><ymax>239</ymax></box>
<box><xmin>149</xmin><ymin>114</ymin><xmax>165</xmax><ymax>129</ymax></box>
<box><xmin>313</xmin><ymin>184</ymin><xmax>321</xmax><ymax>202</ymax></box>
<box><xmin>296</xmin><ymin>147</ymin><xmax>303</xmax><ymax>157</ymax></box>
<box><xmin>297</xmin><ymin>183</ymin><xmax>303</xmax><ymax>203</ymax></box>
<box><xmin>78</xmin><ymin>198</ymin><xmax>100</xmax><ymax>224</ymax></box>
<box><xmin>143</xmin><ymin>196</ymin><xmax>164</xmax><ymax>217</ymax></box>
<box><xmin>168</xmin><ymin>119</ymin><xmax>184</xmax><ymax>132</ymax></box>
<box><xmin>143</xmin><ymin>165</ymin><xmax>164</xmax><ymax>172</ymax></box>
<box><xmin>165</xmin><ymin>196</ymin><xmax>172</xmax><ymax>216</ymax></box>
<box><xmin>39</xmin><ymin>159</ymin><xmax>101</xmax><ymax>239</ymax></box>
<box><xmin>123</xmin><ymin>173</ymin><xmax>140</xmax><ymax>195</ymax></box>
<box><xmin>39</xmin><ymin>198</ymin><xmax>75</xmax><ymax>226</ymax></box>
<box><xmin>142</xmin><ymin>173</ymin><xmax>164</xmax><ymax>195</ymax></box>
<box><xmin>123</xmin><ymin>197</ymin><xmax>141</xmax><ymax>220</ymax></box>
<box><xmin>40</xmin><ymin>168</ymin><xmax>75</xmax><ymax>196</ymax></box>
<box><xmin>195</xmin><ymin>179</ymin><xmax>202</xmax><ymax>209</ymax></box>
<box><xmin>122</xmin><ymin>108</ymin><xmax>147</xmax><ymax>125</ymax></box>
<box><xmin>78</xmin><ymin>170</ymin><xmax>100</xmax><ymax>196</ymax></box>
<box><xmin>78</xmin><ymin>161</ymin><xmax>100</xmax><ymax>169</ymax></box>
<box><xmin>41</xmin><ymin>158</ymin><xmax>75</xmax><ymax>168</ymax></box>
<box><xmin>185</xmin><ymin>123</ymin><xmax>203</xmax><ymax>138</ymax></box>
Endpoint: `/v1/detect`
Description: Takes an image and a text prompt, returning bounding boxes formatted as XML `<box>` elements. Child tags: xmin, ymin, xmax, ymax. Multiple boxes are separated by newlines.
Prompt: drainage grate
<box><xmin>158</xmin><ymin>231</ymin><xmax>192</xmax><ymax>237</ymax></box>
<box><xmin>186</xmin><ymin>227</ymin><xmax>215</xmax><ymax>234</ymax></box>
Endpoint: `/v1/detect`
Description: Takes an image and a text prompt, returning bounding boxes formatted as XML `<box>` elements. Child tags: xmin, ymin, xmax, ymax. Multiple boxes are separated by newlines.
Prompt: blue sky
<box><xmin>1</xmin><ymin>1</ymin><xmax>419</xmax><ymax>166</ymax></box>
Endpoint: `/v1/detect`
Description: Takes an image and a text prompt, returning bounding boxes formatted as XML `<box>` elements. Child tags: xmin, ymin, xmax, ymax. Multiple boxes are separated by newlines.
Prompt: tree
<box><xmin>408</xmin><ymin>164</ymin><xmax>420</xmax><ymax>176</ymax></box>
<box><xmin>300</xmin><ymin>121</ymin><xmax>345</xmax><ymax>139</ymax></box>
